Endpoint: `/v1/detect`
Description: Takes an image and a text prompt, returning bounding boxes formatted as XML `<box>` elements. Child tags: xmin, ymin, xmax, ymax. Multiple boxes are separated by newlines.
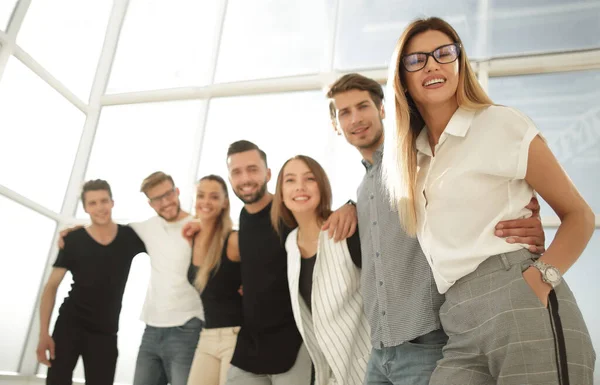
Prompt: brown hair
<box><xmin>140</xmin><ymin>171</ymin><xmax>175</xmax><ymax>195</ymax></box>
<box><xmin>383</xmin><ymin>17</ymin><xmax>493</xmax><ymax>236</ymax></box>
<box><xmin>81</xmin><ymin>179</ymin><xmax>112</xmax><ymax>206</ymax></box>
<box><xmin>193</xmin><ymin>175</ymin><xmax>234</xmax><ymax>292</ymax></box>
<box><xmin>271</xmin><ymin>155</ymin><xmax>332</xmax><ymax>236</ymax></box>
<box><xmin>227</xmin><ymin>140</ymin><xmax>268</xmax><ymax>167</ymax></box>
<box><xmin>327</xmin><ymin>73</ymin><xmax>385</xmax><ymax>125</ymax></box>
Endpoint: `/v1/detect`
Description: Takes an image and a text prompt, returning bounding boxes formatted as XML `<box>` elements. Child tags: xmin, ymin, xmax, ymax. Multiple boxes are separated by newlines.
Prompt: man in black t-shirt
<box><xmin>36</xmin><ymin>180</ymin><xmax>146</xmax><ymax>385</ymax></box>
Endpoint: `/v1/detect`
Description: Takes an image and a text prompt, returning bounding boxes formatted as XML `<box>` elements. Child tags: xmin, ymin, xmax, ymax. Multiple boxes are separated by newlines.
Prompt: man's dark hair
<box><xmin>81</xmin><ymin>179</ymin><xmax>112</xmax><ymax>205</ymax></box>
<box><xmin>227</xmin><ymin>140</ymin><xmax>268</xmax><ymax>167</ymax></box>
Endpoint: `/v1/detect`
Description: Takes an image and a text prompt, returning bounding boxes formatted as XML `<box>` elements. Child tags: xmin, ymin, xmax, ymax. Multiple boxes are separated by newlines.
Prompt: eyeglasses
<box><xmin>148</xmin><ymin>187</ymin><xmax>176</xmax><ymax>204</ymax></box>
<box><xmin>401</xmin><ymin>43</ymin><xmax>461</xmax><ymax>72</ymax></box>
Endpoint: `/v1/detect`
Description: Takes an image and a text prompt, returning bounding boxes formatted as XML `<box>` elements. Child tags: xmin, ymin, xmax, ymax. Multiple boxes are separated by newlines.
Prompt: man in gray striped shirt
<box><xmin>326</xmin><ymin>73</ymin><xmax>546</xmax><ymax>385</ymax></box>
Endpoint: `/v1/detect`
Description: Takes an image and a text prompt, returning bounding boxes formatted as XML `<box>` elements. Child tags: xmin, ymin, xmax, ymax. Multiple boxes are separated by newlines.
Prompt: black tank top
<box><xmin>188</xmin><ymin>232</ymin><xmax>243</xmax><ymax>329</ymax></box>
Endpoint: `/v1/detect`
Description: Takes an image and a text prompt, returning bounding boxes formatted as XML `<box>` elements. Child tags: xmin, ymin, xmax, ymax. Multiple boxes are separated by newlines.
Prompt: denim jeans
<box><xmin>133</xmin><ymin>317</ymin><xmax>203</xmax><ymax>385</ymax></box>
<box><xmin>364</xmin><ymin>329</ymin><xmax>447</xmax><ymax>385</ymax></box>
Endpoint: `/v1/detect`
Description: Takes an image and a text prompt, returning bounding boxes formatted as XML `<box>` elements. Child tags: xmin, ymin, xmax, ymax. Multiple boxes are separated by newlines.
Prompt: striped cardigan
<box><xmin>286</xmin><ymin>229</ymin><xmax>371</xmax><ymax>385</ymax></box>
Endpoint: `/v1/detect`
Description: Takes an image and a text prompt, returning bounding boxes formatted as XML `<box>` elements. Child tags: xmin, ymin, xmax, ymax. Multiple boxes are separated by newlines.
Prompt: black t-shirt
<box><xmin>54</xmin><ymin>225</ymin><xmax>146</xmax><ymax>335</ymax></box>
<box><xmin>231</xmin><ymin>201</ymin><xmax>303</xmax><ymax>374</ymax></box>
<box><xmin>299</xmin><ymin>230</ymin><xmax>362</xmax><ymax>313</ymax></box>
<box><xmin>187</xmin><ymin>232</ymin><xmax>243</xmax><ymax>329</ymax></box>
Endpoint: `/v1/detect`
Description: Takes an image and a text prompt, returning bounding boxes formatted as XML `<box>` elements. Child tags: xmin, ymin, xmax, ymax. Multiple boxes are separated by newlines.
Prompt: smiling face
<box><xmin>83</xmin><ymin>190</ymin><xmax>114</xmax><ymax>226</ymax></box>
<box><xmin>227</xmin><ymin>149</ymin><xmax>271</xmax><ymax>204</ymax></box>
<box><xmin>146</xmin><ymin>180</ymin><xmax>181</xmax><ymax>221</ymax></box>
<box><xmin>195</xmin><ymin>179</ymin><xmax>228</xmax><ymax>222</ymax></box>
<box><xmin>332</xmin><ymin>89</ymin><xmax>385</xmax><ymax>152</ymax></box>
<box><xmin>281</xmin><ymin>159</ymin><xmax>321</xmax><ymax>217</ymax></box>
<box><xmin>403</xmin><ymin>30</ymin><xmax>460</xmax><ymax>111</ymax></box>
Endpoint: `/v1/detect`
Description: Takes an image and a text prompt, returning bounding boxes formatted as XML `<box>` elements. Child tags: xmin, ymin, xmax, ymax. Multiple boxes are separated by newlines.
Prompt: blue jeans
<box><xmin>133</xmin><ymin>317</ymin><xmax>203</xmax><ymax>385</ymax></box>
<box><xmin>364</xmin><ymin>329</ymin><xmax>447</xmax><ymax>385</ymax></box>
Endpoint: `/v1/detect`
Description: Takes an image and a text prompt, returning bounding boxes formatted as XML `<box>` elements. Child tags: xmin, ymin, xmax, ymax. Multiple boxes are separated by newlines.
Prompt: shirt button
<box><xmin>376</xmin><ymin>252</ymin><xmax>380</xmax><ymax>257</ymax></box>
<box><xmin>370</xmin><ymin>194</ymin><xmax>374</xmax><ymax>199</ymax></box>
<box><xmin>380</xmin><ymin>341</ymin><xmax>384</xmax><ymax>349</ymax></box>
<box><xmin>379</xmin><ymin>281</ymin><xmax>383</xmax><ymax>286</ymax></box>
<box><xmin>372</xmin><ymin>221</ymin><xmax>377</xmax><ymax>226</ymax></box>
<box><xmin>382</xmin><ymin>311</ymin><xmax>386</xmax><ymax>316</ymax></box>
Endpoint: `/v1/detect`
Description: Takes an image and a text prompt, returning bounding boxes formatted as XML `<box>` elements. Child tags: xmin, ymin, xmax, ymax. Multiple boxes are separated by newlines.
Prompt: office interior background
<box><xmin>0</xmin><ymin>0</ymin><xmax>599</xmax><ymax>384</ymax></box>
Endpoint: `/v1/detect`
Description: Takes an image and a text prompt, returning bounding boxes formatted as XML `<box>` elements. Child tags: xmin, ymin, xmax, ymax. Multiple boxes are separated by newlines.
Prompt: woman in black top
<box><xmin>183</xmin><ymin>175</ymin><xmax>242</xmax><ymax>385</ymax></box>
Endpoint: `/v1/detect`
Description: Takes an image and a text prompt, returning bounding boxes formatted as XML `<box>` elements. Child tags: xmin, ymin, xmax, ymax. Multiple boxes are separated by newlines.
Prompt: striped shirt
<box><xmin>357</xmin><ymin>146</ymin><xmax>444</xmax><ymax>348</ymax></box>
<box><xmin>286</xmin><ymin>229</ymin><xmax>371</xmax><ymax>385</ymax></box>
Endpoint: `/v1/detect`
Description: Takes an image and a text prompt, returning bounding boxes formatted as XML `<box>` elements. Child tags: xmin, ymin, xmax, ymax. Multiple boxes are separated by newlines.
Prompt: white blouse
<box><xmin>415</xmin><ymin>105</ymin><xmax>539</xmax><ymax>294</ymax></box>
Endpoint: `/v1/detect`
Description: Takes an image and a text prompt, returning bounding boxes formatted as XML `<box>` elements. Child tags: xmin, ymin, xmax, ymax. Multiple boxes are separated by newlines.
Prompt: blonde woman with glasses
<box><xmin>383</xmin><ymin>17</ymin><xmax>595</xmax><ymax>385</ymax></box>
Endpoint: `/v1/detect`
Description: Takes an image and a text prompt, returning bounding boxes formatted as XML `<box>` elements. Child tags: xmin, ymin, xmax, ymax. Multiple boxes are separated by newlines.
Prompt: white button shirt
<box><xmin>130</xmin><ymin>215</ymin><xmax>204</xmax><ymax>327</ymax></box>
<box><xmin>415</xmin><ymin>106</ymin><xmax>539</xmax><ymax>294</ymax></box>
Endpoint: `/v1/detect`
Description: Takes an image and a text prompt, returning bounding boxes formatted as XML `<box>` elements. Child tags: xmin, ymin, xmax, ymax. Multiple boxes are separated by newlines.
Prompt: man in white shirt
<box><xmin>130</xmin><ymin>171</ymin><xmax>204</xmax><ymax>385</ymax></box>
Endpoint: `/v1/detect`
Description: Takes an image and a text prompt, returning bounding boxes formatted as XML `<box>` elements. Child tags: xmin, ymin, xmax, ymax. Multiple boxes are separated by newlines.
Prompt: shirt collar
<box><xmin>361</xmin><ymin>144</ymin><xmax>384</xmax><ymax>170</ymax></box>
<box><xmin>415</xmin><ymin>107</ymin><xmax>477</xmax><ymax>156</ymax></box>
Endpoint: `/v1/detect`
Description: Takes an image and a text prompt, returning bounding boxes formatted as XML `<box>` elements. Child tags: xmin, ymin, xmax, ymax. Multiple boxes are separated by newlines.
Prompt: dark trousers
<box><xmin>46</xmin><ymin>315</ymin><xmax>118</xmax><ymax>385</ymax></box>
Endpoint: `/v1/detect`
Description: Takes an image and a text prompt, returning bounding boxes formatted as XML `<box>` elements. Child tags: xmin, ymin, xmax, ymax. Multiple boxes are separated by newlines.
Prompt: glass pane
<box><xmin>17</xmin><ymin>0</ymin><xmax>113</xmax><ymax>100</ymax></box>
<box><xmin>215</xmin><ymin>0</ymin><xmax>335</xmax><ymax>83</ymax></box>
<box><xmin>547</xmin><ymin>228</ymin><xmax>600</xmax><ymax>376</ymax></box>
<box><xmin>107</xmin><ymin>0</ymin><xmax>222</xmax><ymax>93</ymax></box>
<box><xmin>335</xmin><ymin>0</ymin><xmax>600</xmax><ymax>70</ymax></box>
<box><xmin>38</xmin><ymin>253</ymin><xmax>150</xmax><ymax>384</ymax></box>
<box><xmin>0</xmin><ymin>0</ymin><xmax>17</xmax><ymax>31</ymax></box>
<box><xmin>77</xmin><ymin>101</ymin><xmax>205</xmax><ymax>221</ymax></box>
<box><xmin>199</xmin><ymin>91</ymin><xmax>365</xmax><ymax>220</ymax></box>
<box><xmin>335</xmin><ymin>0</ymin><xmax>480</xmax><ymax>70</ymax></box>
<box><xmin>0</xmin><ymin>196</ymin><xmax>56</xmax><ymax>372</ymax></box>
<box><xmin>487</xmin><ymin>0</ymin><xmax>600</xmax><ymax>57</ymax></box>
<box><xmin>0</xmin><ymin>58</ymin><xmax>85</xmax><ymax>212</ymax></box>
<box><xmin>488</xmin><ymin>70</ymin><xmax>600</xmax><ymax>217</ymax></box>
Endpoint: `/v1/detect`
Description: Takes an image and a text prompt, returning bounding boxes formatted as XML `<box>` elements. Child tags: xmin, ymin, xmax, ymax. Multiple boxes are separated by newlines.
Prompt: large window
<box><xmin>78</xmin><ymin>100</ymin><xmax>205</xmax><ymax>221</ymax></box>
<box><xmin>488</xmin><ymin>70</ymin><xmax>600</xmax><ymax>217</ymax></box>
<box><xmin>0</xmin><ymin>57</ymin><xmax>85</xmax><ymax>212</ymax></box>
<box><xmin>215</xmin><ymin>0</ymin><xmax>336</xmax><ymax>83</ymax></box>
<box><xmin>0</xmin><ymin>196</ymin><xmax>56</xmax><ymax>373</ymax></box>
<box><xmin>107</xmin><ymin>0</ymin><xmax>222</xmax><ymax>93</ymax></box>
<box><xmin>17</xmin><ymin>0</ymin><xmax>112</xmax><ymax>101</ymax></box>
<box><xmin>335</xmin><ymin>0</ymin><xmax>600</xmax><ymax>70</ymax></box>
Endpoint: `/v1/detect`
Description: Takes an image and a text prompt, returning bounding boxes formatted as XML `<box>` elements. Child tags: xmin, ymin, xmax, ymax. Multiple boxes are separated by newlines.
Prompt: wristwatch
<box><xmin>532</xmin><ymin>260</ymin><xmax>562</xmax><ymax>288</ymax></box>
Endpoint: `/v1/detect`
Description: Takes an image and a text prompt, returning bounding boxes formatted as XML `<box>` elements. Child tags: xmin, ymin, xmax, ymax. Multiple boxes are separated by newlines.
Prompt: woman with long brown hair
<box><xmin>184</xmin><ymin>175</ymin><xmax>242</xmax><ymax>385</ymax></box>
<box><xmin>271</xmin><ymin>155</ymin><xmax>370</xmax><ymax>385</ymax></box>
<box><xmin>383</xmin><ymin>17</ymin><xmax>595</xmax><ymax>384</ymax></box>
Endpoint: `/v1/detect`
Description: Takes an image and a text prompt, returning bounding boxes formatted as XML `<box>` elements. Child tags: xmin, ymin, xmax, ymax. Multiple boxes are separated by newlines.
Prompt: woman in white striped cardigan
<box><xmin>271</xmin><ymin>155</ymin><xmax>371</xmax><ymax>385</ymax></box>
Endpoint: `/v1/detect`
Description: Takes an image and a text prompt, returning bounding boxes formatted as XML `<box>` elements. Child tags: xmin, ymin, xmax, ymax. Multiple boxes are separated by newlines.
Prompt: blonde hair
<box><xmin>193</xmin><ymin>175</ymin><xmax>233</xmax><ymax>292</ymax></box>
<box><xmin>271</xmin><ymin>155</ymin><xmax>333</xmax><ymax>236</ymax></box>
<box><xmin>140</xmin><ymin>171</ymin><xmax>175</xmax><ymax>194</ymax></box>
<box><xmin>383</xmin><ymin>16</ymin><xmax>493</xmax><ymax>236</ymax></box>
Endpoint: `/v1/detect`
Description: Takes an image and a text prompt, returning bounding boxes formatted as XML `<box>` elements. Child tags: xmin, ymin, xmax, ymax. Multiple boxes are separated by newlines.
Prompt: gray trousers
<box><xmin>429</xmin><ymin>249</ymin><xmax>595</xmax><ymax>385</ymax></box>
<box><xmin>224</xmin><ymin>343</ymin><xmax>311</xmax><ymax>385</ymax></box>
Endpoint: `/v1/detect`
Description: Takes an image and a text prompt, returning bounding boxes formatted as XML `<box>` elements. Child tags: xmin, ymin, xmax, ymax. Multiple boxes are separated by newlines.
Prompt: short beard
<box><xmin>358</xmin><ymin>124</ymin><xmax>383</xmax><ymax>150</ymax></box>
<box><xmin>234</xmin><ymin>181</ymin><xmax>268</xmax><ymax>204</ymax></box>
<box><xmin>159</xmin><ymin>205</ymin><xmax>181</xmax><ymax>222</ymax></box>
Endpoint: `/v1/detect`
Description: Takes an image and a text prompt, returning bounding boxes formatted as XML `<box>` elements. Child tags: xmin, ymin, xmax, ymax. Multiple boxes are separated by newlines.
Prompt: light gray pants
<box><xmin>224</xmin><ymin>343</ymin><xmax>311</xmax><ymax>385</ymax></box>
<box><xmin>429</xmin><ymin>249</ymin><xmax>596</xmax><ymax>385</ymax></box>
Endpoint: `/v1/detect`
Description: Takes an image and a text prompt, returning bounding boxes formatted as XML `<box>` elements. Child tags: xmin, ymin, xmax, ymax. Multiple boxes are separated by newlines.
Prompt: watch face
<box><xmin>546</xmin><ymin>268</ymin><xmax>560</xmax><ymax>282</ymax></box>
